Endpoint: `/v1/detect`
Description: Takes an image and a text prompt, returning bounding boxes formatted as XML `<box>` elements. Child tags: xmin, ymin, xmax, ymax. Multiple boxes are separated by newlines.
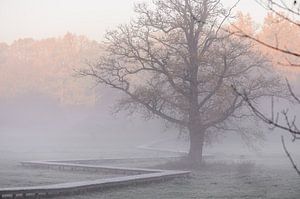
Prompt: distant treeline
<box><xmin>0</xmin><ymin>33</ymin><xmax>102</xmax><ymax>106</ymax></box>
<box><xmin>0</xmin><ymin>13</ymin><xmax>299</xmax><ymax>106</ymax></box>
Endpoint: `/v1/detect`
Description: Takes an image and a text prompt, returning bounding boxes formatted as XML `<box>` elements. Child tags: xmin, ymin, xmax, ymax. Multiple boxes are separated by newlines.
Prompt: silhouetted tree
<box><xmin>81</xmin><ymin>0</ymin><xmax>282</xmax><ymax>165</ymax></box>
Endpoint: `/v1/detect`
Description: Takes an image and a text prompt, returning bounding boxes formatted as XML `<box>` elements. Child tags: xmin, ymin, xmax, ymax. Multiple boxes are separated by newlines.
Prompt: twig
<box><xmin>281</xmin><ymin>136</ymin><xmax>300</xmax><ymax>175</ymax></box>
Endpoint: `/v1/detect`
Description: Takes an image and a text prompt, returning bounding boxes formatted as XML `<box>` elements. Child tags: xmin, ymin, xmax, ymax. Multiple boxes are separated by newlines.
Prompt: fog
<box><xmin>0</xmin><ymin>90</ymin><xmax>168</xmax><ymax>160</ymax></box>
<box><xmin>1</xmin><ymin>60</ymin><xmax>299</xmax><ymax>199</ymax></box>
<box><xmin>1</xmin><ymin>0</ymin><xmax>300</xmax><ymax>198</ymax></box>
<box><xmin>1</xmin><ymin>89</ymin><xmax>299</xmax><ymax>162</ymax></box>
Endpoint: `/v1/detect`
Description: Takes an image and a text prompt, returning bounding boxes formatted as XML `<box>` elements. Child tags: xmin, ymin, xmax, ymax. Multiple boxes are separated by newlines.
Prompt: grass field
<box><xmin>1</xmin><ymin>127</ymin><xmax>299</xmax><ymax>199</ymax></box>
<box><xmin>54</xmin><ymin>157</ymin><xmax>300</xmax><ymax>199</ymax></box>
<box><xmin>0</xmin><ymin>163</ymin><xmax>124</xmax><ymax>188</ymax></box>
<box><xmin>1</xmin><ymin>154</ymin><xmax>299</xmax><ymax>199</ymax></box>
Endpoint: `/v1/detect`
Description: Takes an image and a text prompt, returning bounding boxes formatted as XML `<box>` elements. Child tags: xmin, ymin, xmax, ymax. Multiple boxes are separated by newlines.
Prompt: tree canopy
<box><xmin>81</xmin><ymin>0</ymin><xmax>284</xmax><ymax>164</ymax></box>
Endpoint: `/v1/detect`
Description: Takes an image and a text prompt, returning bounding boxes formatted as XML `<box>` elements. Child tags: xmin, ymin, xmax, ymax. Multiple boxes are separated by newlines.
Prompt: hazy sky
<box><xmin>0</xmin><ymin>0</ymin><xmax>266</xmax><ymax>44</ymax></box>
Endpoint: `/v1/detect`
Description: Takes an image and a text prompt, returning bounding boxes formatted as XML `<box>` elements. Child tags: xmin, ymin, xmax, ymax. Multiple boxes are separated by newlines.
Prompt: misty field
<box><xmin>0</xmin><ymin>103</ymin><xmax>300</xmax><ymax>199</ymax></box>
<box><xmin>55</xmin><ymin>161</ymin><xmax>300</xmax><ymax>199</ymax></box>
<box><xmin>0</xmin><ymin>163</ymin><xmax>123</xmax><ymax>188</ymax></box>
<box><xmin>1</xmin><ymin>126</ymin><xmax>299</xmax><ymax>199</ymax></box>
<box><xmin>1</xmin><ymin>155</ymin><xmax>300</xmax><ymax>199</ymax></box>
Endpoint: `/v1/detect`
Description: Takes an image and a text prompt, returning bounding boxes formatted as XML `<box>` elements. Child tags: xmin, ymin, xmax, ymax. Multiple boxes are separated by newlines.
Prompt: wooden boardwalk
<box><xmin>0</xmin><ymin>159</ymin><xmax>190</xmax><ymax>198</ymax></box>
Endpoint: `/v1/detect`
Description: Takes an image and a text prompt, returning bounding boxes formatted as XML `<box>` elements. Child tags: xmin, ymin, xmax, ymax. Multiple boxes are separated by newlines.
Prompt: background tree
<box><xmin>0</xmin><ymin>33</ymin><xmax>101</xmax><ymax>106</ymax></box>
<box><xmin>81</xmin><ymin>0</ymin><xmax>282</xmax><ymax>165</ymax></box>
<box><xmin>231</xmin><ymin>0</ymin><xmax>300</xmax><ymax>175</ymax></box>
<box><xmin>234</xmin><ymin>1</ymin><xmax>300</xmax><ymax>65</ymax></box>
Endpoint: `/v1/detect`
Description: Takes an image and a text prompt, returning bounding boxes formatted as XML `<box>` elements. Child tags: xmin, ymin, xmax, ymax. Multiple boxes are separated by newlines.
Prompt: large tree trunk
<box><xmin>188</xmin><ymin>127</ymin><xmax>205</xmax><ymax>166</ymax></box>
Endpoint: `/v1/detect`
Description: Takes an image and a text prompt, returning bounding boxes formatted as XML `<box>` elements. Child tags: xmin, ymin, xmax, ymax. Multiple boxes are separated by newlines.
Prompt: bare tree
<box><xmin>81</xmin><ymin>0</ymin><xmax>282</xmax><ymax>166</ymax></box>
<box><xmin>230</xmin><ymin>0</ymin><xmax>300</xmax><ymax>175</ymax></box>
<box><xmin>233</xmin><ymin>85</ymin><xmax>300</xmax><ymax>175</ymax></box>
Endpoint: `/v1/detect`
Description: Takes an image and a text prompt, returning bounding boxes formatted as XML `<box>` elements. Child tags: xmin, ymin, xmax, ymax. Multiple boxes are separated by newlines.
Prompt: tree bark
<box><xmin>188</xmin><ymin>126</ymin><xmax>205</xmax><ymax>166</ymax></box>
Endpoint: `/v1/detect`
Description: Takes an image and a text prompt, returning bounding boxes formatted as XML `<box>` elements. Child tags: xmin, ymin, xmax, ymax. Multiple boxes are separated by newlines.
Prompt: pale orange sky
<box><xmin>0</xmin><ymin>0</ymin><xmax>266</xmax><ymax>44</ymax></box>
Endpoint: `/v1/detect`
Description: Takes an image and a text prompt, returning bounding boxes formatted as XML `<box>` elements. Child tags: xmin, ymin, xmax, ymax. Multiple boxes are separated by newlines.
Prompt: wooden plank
<box><xmin>0</xmin><ymin>159</ymin><xmax>190</xmax><ymax>197</ymax></box>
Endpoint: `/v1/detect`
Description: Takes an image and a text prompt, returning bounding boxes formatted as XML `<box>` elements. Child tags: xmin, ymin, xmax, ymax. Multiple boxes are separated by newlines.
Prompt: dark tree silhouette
<box><xmin>81</xmin><ymin>0</ymin><xmax>282</xmax><ymax>166</ymax></box>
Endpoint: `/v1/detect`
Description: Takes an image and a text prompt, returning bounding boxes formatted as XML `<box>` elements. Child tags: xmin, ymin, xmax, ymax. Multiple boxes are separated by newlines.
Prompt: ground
<box><xmin>0</xmin><ymin>163</ymin><xmax>124</xmax><ymax>188</ymax></box>
<box><xmin>0</xmin><ymin>127</ymin><xmax>299</xmax><ymax>198</ymax></box>
<box><xmin>1</xmin><ymin>155</ymin><xmax>299</xmax><ymax>199</ymax></box>
<box><xmin>52</xmin><ymin>157</ymin><xmax>300</xmax><ymax>199</ymax></box>
<box><xmin>54</xmin><ymin>168</ymin><xmax>300</xmax><ymax>199</ymax></box>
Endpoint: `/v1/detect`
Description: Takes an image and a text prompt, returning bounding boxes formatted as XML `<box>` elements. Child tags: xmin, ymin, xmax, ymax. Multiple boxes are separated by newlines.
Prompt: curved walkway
<box><xmin>0</xmin><ymin>141</ymin><xmax>191</xmax><ymax>198</ymax></box>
